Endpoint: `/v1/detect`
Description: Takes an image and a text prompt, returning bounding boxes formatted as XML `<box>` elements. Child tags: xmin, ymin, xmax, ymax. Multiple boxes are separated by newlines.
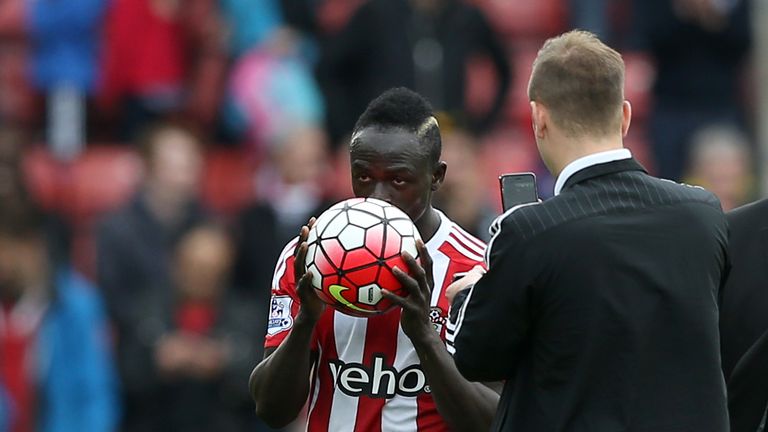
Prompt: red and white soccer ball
<box><xmin>304</xmin><ymin>198</ymin><xmax>421</xmax><ymax>317</ymax></box>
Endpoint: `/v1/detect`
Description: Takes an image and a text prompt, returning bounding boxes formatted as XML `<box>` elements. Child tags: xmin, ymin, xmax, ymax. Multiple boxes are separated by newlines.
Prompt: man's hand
<box><xmin>293</xmin><ymin>218</ymin><xmax>325</xmax><ymax>324</ymax></box>
<box><xmin>445</xmin><ymin>265</ymin><xmax>486</xmax><ymax>303</ymax></box>
<box><xmin>382</xmin><ymin>240</ymin><xmax>436</xmax><ymax>343</ymax></box>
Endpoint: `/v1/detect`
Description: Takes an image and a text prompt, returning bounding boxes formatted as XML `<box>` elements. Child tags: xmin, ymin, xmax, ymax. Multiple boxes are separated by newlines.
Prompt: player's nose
<box><xmin>369</xmin><ymin>184</ymin><xmax>393</xmax><ymax>204</ymax></box>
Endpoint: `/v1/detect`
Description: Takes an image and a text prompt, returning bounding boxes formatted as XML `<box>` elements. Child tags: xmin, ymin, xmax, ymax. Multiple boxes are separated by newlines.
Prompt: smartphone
<box><xmin>499</xmin><ymin>173</ymin><xmax>538</xmax><ymax>211</ymax></box>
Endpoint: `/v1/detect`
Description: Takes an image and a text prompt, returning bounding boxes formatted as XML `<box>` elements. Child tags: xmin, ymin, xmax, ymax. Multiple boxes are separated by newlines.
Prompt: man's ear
<box><xmin>531</xmin><ymin>101</ymin><xmax>548</xmax><ymax>139</ymax></box>
<box><xmin>432</xmin><ymin>161</ymin><xmax>447</xmax><ymax>192</ymax></box>
<box><xmin>621</xmin><ymin>100</ymin><xmax>632</xmax><ymax>138</ymax></box>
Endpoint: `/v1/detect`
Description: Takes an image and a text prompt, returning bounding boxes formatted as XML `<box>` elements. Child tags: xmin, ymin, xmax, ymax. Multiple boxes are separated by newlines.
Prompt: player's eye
<box><xmin>357</xmin><ymin>174</ymin><xmax>371</xmax><ymax>183</ymax></box>
<box><xmin>392</xmin><ymin>178</ymin><xmax>407</xmax><ymax>186</ymax></box>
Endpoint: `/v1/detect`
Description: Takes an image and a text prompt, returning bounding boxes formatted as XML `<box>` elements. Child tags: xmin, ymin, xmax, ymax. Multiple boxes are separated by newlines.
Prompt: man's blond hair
<box><xmin>528</xmin><ymin>30</ymin><xmax>625</xmax><ymax>138</ymax></box>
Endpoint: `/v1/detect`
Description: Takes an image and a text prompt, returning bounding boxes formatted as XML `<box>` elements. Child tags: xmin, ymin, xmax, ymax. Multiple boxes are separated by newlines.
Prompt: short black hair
<box><xmin>352</xmin><ymin>87</ymin><xmax>441</xmax><ymax>165</ymax></box>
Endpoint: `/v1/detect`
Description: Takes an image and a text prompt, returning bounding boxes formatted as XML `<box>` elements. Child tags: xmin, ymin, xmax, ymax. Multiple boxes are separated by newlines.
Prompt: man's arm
<box><xmin>249</xmin><ymin>223</ymin><xmax>326</xmax><ymax>428</ymax></box>
<box><xmin>383</xmin><ymin>242</ymin><xmax>499</xmax><ymax>432</ymax></box>
<box><xmin>452</xmin><ymin>221</ymin><xmax>533</xmax><ymax>382</ymax></box>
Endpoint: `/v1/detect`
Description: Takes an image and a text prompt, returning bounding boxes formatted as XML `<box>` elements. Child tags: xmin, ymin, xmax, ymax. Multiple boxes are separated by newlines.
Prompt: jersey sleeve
<box><xmin>264</xmin><ymin>238</ymin><xmax>311</xmax><ymax>349</ymax></box>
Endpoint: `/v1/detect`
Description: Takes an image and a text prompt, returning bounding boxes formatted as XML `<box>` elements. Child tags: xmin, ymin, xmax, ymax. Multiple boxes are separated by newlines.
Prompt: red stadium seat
<box><xmin>201</xmin><ymin>149</ymin><xmax>257</xmax><ymax>216</ymax></box>
<box><xmin>623</xmin><ymin>52</ymin><xmax>655</xmax><ymax>121</ymax></box>
<box><xmin>471</xmin><ymin>0</ymin><xmax>567</xmax><ymax>40</ymax></box>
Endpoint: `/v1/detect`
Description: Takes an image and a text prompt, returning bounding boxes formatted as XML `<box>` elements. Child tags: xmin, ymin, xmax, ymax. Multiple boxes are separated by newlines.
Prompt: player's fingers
<box><xmin>392</xmin><ymin>266</ymin><xmax>427</xmax><ymax>304</ymax></box>
<box><xmin>293</xmin><ymin>242</ymin><xmax>308</xmax><ymax>279</ymax></box>
<box><xmin>296</xmin><ymin>272</ymin><xmax>313</xmax><ymax>295</ymax></box>
<box><xmin>401</xmin><ymin>251</ymin><xmax>427</xmax><ymax>282</ymax></box>
<box><xmin>294</xmin><ymin>226</ymin><xmax>310</xmax><ymax>257</ymax></box>
<box><xmin>307</xmin><ymin>216</ymin><xmax>317</xmax><ymax>229</ymax></box>
<box><xmin>380</xmin><ymin>288</ymin><xmax>409</xmax><ymax>308</ymax></box>
<box><xmin>415</xmin><ymin>239</ymin><xmax>434</xmax><ymax>288</ymax></box>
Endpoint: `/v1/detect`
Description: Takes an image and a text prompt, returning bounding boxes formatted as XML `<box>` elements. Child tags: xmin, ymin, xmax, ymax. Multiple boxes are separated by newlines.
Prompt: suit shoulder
<box><xmin>651</xmin><ymin>176</ymin><xmax>722</xmax><ymax>209</ymax></box>
<box><xmin>728</xmin><ymin>198</ymin><xmax>768</xmax><ymax>226</ymax></box>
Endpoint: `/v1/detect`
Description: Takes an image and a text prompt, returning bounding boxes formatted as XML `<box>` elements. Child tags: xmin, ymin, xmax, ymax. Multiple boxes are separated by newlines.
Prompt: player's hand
<box><xmin>445</xmin><ymin>265</ymin><xmax>485</xmax><ymax>303</ymax></box>
<box><xmin>294</xmin><ymin>218</ymin><xmax>325</xmax><ymax>324</ymax></box>
<box><xmin>383</xmin><ymin>239</ymin><xmax>437</xmax><ymax>344</ymax></box>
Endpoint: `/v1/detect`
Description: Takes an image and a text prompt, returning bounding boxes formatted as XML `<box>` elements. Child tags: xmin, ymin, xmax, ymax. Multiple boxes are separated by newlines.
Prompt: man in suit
<box><xmin>449</xmin><ymin>30</ymin><xmax>730</xmax><ymax>431</ymax></box>
<box><xmin>720</xmin><ymin>198</ymin><xmax>768</xmax><ymax>431</ymax></box>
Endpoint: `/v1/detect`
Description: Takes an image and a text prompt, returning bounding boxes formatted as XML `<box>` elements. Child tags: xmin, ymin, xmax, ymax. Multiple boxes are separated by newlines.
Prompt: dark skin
<box><xmin>249</xmin><ymin>126</ymin><xmax>499</xmax><ymax>430</ymax></box>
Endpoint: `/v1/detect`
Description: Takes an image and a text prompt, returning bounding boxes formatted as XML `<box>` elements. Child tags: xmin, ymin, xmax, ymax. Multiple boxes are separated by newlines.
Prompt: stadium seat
<box><xmin>623</xmin><ymin>52</ymin><xmax>655</xmax><ymax>122</ymax></box>
<box><xmin>471</xmin><ymin>0</ymin><xmax>567</xmax><ymax>40</ymax></box>
<box><xmin>201</xmin><ymin>148</ymin><xmax>257</xmax><ymax>216</ymax></box>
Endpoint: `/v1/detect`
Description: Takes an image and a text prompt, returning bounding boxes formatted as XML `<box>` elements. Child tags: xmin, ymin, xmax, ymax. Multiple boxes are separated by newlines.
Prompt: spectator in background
<box><xmin>219</xmin><ymin>0</ymin><xmax>283</xmax><ymax>58</ymax></box>
<box><xmin>634</xmin><ymin>0</ymin><xmax>751</xmax><ymax>181</ymax></box>
<box><xmin>226</xmin><ymin>28</ymin><xmax>325</xmax><ymax>155</ymax></box>
<box><xmin>99</xmin><ymin>0</ymin><xmax>227</xmax><ymax>140</ymax></box>
<box><xmin>0</xmin><ymin>210</ymin><xmax>119</xmax><ymax>432</ymax></box>
<box><xmin>319</xmin><ymin>0</ymin><xmax>510</xmax><ymax>143</ymax></box>
<box><xmin>685</xmin><ymin>124</ymin><xmax>753</xmax><ymax>211</ymax></box>
<box><xmin>0</xmin><ymin>0</ymin><xmax>34</xmax><ymax>127</ymax></box>
<box><xmin>117</xmin><ymin>224</ymin><xmax>258</xmax><ymax>432</ymax></box>
<box><xmin>96</xmin><ymin>122</ymin><xmax>209</xmax><ymax>427</ymax></box>
<box><xmin>26</xmin><ymin>0</ymin><xmax>108</xmax><ymax>160</ymax></box>
<box><xmin>433</xmin><ymin>126</ymin><xmax>496</xmax><ymax>241</ymax></box>
<box><xmin>0</xmin><ymin>126</ymin><xmax>70</xmax><ymax>263</ymax></box>
<box><xmin>234</xmin><ymin>126</ymin><xmax>332</xmax><ymax>356</ymax></box>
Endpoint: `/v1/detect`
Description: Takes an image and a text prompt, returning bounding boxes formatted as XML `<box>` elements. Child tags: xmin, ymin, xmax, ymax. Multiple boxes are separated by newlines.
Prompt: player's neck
<box><xmin>415</xmin><ymin>207</ymin><xmax>441</xmax><ymax>244</ymax></box>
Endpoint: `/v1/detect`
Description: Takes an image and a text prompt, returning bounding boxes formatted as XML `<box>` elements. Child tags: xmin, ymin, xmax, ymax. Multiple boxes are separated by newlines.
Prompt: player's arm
<box><xmin>249</xmin><ymin>224</ymin><xmax>326</xmax><ymax>428</ymax></box>
<box><xmin>382</xmin><ymin>241</ymin><xmax>499</xmax><ymax>432</ymax></box>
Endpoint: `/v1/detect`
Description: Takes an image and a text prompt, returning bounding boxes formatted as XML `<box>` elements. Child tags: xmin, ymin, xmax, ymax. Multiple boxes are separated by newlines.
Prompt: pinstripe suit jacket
<box><xmin>453</xmin><ymin>158</ymin><xmax>729</xmax><ymax>432</ymax></box>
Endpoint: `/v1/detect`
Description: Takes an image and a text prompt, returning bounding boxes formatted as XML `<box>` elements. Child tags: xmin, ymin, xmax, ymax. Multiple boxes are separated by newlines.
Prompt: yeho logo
<box><xmin>329</xmin><ymin>355</ymin><xmax>429</xmax><ymax>398</ymax></box>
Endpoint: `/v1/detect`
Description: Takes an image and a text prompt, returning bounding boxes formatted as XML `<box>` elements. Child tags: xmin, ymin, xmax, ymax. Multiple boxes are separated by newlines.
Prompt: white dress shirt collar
<box><xmin>553</xmin><ymin>148</ymin><xmax>632</xmax><ymax>196</ymax></box>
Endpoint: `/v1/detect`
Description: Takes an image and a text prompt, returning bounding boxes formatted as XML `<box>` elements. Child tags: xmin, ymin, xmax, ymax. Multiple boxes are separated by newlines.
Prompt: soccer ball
<box><xmin>304</xmin><ymin>198</ymin><xmax>421</xmax><ymax>317</ymax></box>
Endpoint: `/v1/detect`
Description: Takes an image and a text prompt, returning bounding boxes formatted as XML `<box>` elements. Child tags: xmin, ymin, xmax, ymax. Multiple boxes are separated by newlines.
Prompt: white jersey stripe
<box><xmin>450</xmin><ymin>228</ymin><xmax>486</xmax><ymax>255</ymax></box>
<box><xmin>451</xmin><ymin>224</ymin><xmax>486</xmax><ymax>249</ymax></box>
<box><xmin>381</xmin><ymin>325</ymin><xmax>419</xmax><ymax>432</ymax></box>
<box><xmin>430</xmin><ymin>249</ymin><xmax>450</xmax><ymax>307</ymax></box>
<box><xmin>329</xmin><ymin>313</ymin><xmax>367</xmax><ymax>432</ymax></box>
<box><xmin>272</xmin><ymin>237</ymin><xmax>299</xmax><ymax>291</ymax></box>
<box><xmin>306</xmin><ymin>345</ymin><xmax>323</xmax><ymax>431</ymax></box>
<box><xmin>445</xmin><ymin>236</ymin><xmax>485</xmax><ymax>262</ymax></box>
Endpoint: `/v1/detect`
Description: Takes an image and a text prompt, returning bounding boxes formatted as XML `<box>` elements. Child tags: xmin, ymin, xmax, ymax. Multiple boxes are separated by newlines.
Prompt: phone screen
<box><xmin>499</xmin><ymin>173</ymin><xmax>538</xmax><ymax>211</ymax></box>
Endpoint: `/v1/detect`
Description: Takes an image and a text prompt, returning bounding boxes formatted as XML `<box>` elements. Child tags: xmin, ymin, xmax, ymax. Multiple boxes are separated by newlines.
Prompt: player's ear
<box><xmin>431</xmin><ymin>161</ymin><xmax>447</xmax><ymax>192</ymax></box>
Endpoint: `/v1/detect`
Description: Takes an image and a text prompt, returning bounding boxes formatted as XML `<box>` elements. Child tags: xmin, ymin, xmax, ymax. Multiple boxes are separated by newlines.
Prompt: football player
<box><xmin>249</xmin><ymin>88</ymin><xmax>498</xmax><ymax>431</ymax></box>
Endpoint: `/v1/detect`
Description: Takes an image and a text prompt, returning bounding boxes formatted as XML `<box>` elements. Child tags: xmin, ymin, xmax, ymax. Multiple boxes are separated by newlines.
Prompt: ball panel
<box><xmin>338</xmin><ymin>224</ymin><xmax>366</xmax><ymax>250</ymax></box>
<box><xmin>364</xmin><ymin>224</ymin><xmax>385</xmax><ymax>257</ymax></box>
<box><xmin>351</xmin><ymin>201</ymin><xmax>386</xmax><ymax>218</ymax></box>
<box><xmin>319</xmin><ymin>238</ymin><xmax>346</xmax><ymax>268</ymax></box>
<box><xmin>343</xmin><ymin>248</ymin><xmax>378</xmax><ymax>270</ymax></box>
<box><xmin>400</xmin><ymin>236</ymin><xmax>419</xmax><ymax>260</ymax></box>
<box><xmin>344</xmin><ymin>265</ymin><xmax>380</xmax><ymax>289</ymax></box>
<box><xmin>389</xmin><ymin>219</ymin><xmax>414</xmax><ymax>237</ymax></box>
<box><xmin>358</xmin><ymin>284</ymin><xmax>383</xmax><ymax>305</ymax></box>
<box><xmin>383</xmin><ymin>205</ymin><xmax>408</xmax><ymax>221</ymax></box>
<box><xmin>314</xmin><ymin>247</ymin><xmax>339</xmax><ymax>276</ymax></box>
<box><xmin>346</xmin><ymin>209</ymin><xmax>382</xmax><ymax>229</ymax></box>
<box><xmin>382</xmin><ymin>226</ymin><xmax>403</xmax><ymax>258</ymax></box>
<box><xmin>322</xmin><ymin>212</ymin><xmax>349</xmax><ymax>238</ymax></box>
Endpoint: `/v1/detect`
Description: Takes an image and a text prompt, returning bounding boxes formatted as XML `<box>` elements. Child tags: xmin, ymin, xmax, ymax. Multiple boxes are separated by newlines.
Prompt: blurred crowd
<box><xmin>0</xmin><ymin>0</ymin><xmax>757</xmax><ymax>431</ymax></box>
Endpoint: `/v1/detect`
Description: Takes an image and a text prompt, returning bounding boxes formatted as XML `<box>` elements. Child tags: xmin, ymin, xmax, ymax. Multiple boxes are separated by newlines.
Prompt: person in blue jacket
<box><xmin>0</xmin><ymin>209</ymin><xmax>119</xmax><ymax>432</ymax></box>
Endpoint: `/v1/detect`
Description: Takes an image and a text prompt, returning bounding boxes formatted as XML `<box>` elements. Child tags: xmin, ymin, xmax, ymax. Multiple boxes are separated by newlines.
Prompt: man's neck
<box><xmin>551</xmin><ymin>136</ymin><xmax>624</xmax><ymax>179</ymax></box>
<box><xmin>414</xmin><ymin>206</ymin><xmax>441</xmax><ymax>244</ymax></box>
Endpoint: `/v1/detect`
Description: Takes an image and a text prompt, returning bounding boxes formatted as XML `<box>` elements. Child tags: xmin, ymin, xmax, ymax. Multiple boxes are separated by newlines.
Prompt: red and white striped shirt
<box><xmin>265</xmin><ymin>210</ymin><xmax>486</xmax><ymax>432</ymax></box>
